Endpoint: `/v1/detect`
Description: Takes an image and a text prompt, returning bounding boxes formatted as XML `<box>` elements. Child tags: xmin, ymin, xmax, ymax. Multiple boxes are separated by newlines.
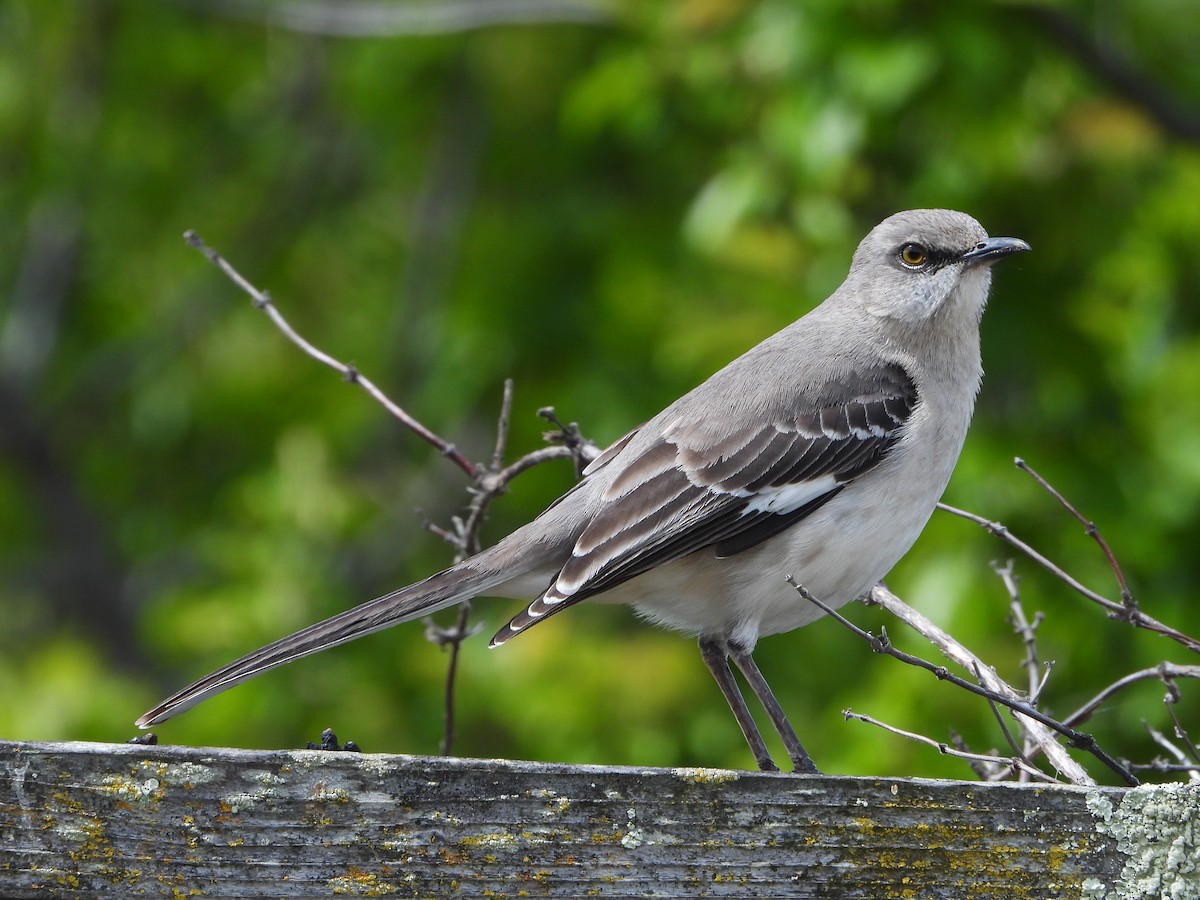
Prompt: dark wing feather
<box><xmin>490</xmin><ymin>363</ymin><xmax>917</xmax><ymax>645</ymax></box>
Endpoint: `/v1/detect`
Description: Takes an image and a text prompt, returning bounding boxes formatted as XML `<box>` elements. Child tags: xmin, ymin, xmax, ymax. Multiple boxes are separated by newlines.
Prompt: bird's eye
<box><xmin>899</xmin><ymin>243</ymin><xmax>928</xmax><ymax>268</ymax></box>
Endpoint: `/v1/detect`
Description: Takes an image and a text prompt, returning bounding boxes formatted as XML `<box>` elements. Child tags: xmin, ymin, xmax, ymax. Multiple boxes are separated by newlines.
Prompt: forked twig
<box><xmin>1015</xmin><ymin>458</ymin><xmax>1135</xmax><ymax>608</ymax></box>
<box><xmin>1142</xmin><ymin>722</ymin><xmax>1200</xmax><ymax>782</ymax></box>
<box><xmin>795</xmin><ymin>578</ymin><xmax>1136</xmax><ymax>785</ymax></box>
<box><xmin>862</xmin><ymin>584</ymin><xmax>1122</xmax><ymax>784</ymax></box>
<box><xmin>184</xmin><ymin>230</ymin><xmax>480</xmax><ymax>478</ymax></box>
<box><xmin>992</xmin><ymin>560</ymin><xmax>1044</xmax><ymax>700</ymax></box>
<box><xmin>1063</xmin><ymin>662</ymin><xmax>1200</xmax><ymax>730</ymax></box>
<box><xmin>843</xmin><ymin>709</ymin><xmax>1056</xmax><ymax>783</ymax></box>
<box><xmin>184</xmin><ymin>230</ymin><xmax>592</xmax><ymax>756</ymax></box>
<box><xmin>937</xmin><ymin>501</ymin><xmax>1200</xmax><ymax>654</ymax></box>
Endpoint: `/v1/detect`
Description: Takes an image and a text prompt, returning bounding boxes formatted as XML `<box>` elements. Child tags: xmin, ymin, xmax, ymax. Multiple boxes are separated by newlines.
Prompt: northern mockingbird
<box><xmin>138</xmin><ymin>209</ymin><xmax>1029</xmax><ymax>772</ymax></box>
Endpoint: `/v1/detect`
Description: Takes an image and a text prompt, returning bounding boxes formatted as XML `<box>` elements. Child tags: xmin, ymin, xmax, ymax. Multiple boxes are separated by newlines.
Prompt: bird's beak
<box><xmin>961</xmin><ymin>236</ymin><xmax>1031</xmax><ymax>267</ymax></box>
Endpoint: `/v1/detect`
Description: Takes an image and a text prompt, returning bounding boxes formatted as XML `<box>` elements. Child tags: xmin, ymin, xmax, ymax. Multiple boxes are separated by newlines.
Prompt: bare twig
<box><xmin>858</xmin><ymin>584</ymin><xmax>1116</xmax><ymax>785</ymax></box>
<box><xmin>937</xmin><ymin>501</ymin><xmax>1200</xmax><ymax>655</ymax></box>
<box><xmin>970</xmin><ymin>658</ymin><xmax>1032</xmax><ymax>776</ymax></box>
<box><xmin>1015</xmin><ymin>458</ymin><xmax>1135</xmax><ymax>608</ymax></box>
<box><xmin>1143</xmin><ymin>722</ymin><xmax>1200</xmax><ymax>782</ymax></box>
<box><xmin>539</xmin><ymin>406</ymin><xmax>602</xmax><ymax>474</ymax></box>
<box><xmin>1062</xmin><ymin>662</ymin><xmax>1200</xmax><ymax>730</ymax></box>
<box><xmin>433</xmin><ymin>380</ymin><xmax>514</xmax><ymax>756</ymax></box>
<box><xmin>1128</xmin><ymin>760</ymin><xmax>1200</xmax><ymax>775</ymax></box>
<box><xmin>418</xmin><ymin>512</ymin><xmax>465</xmax><ymax>551</ymax></box>
<box><xmin>991</xmin><ymin>560</ymin><xmax>1045</xmax><ymax>700</ymax></box>
<box><xmin>184</xmin><ymin>230</ymin><xmax>479</xmax><ymax>479</ymax></box>
<box><xmin>1162</xmin><ymin>675</ymin><xmax>1200</xmax><ymax>767</ymax></box>
<box><xmin>843</xmin><ymin>709</ymin><xmax>1057</xmax><ymax>783</ymax></box>
<box><xmin>427</xmin><ymin>385</ymin><xmax>599</xmax><ymax>754</ymax></box>
<box><xmin>490</xmin><ymin>379</ymin><xmax>515</xmax><ymax>475</ymax></box>
<box><xmin>947</xmin><ymin>729</ymin><xmax>1007</xmax><ymax>781</ymax></box>
<box><xmin>186</xmin><ymin>231</ymin><xmax>597</xmax><ymax>757</ymax></box>
<box><xmin>432</xmin><ymin>602</ymin><xmax>479</xmax><ymax>757</ymax></box>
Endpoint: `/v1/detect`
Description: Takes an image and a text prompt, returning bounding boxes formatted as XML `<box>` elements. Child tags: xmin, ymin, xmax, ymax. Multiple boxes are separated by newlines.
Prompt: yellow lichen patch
<box><xmin>328</xmin><ymin>866</ymin><xmax>397</xmax><ymax>896</ymax></box>
<box><xmin>458</xmin><ymin>831</ymin><xmax>520</xmax><ymax>850</ymax></box>
<box><xmin>673</xmin><ymin>767</ymin><xmax>741</xmax><ymax>785</ymax></box>
<box><xmin>712</xmin><ymin>872</ymin><xmax>750</xmax><ymax>885</ymax></box>
<box><xmin>438</xmin><ymin>846</ymin><xmax>469</xmax><ymax>866</ymax></box>
<box><xmin>94</xmin><ymin>772</ymin><xmax>165</xmax><ymax>804</ymax></box>
<box><xmin>845</xmin><ymin>819</ymin><xmax>1088</xmax><ymax>900</ymax></box>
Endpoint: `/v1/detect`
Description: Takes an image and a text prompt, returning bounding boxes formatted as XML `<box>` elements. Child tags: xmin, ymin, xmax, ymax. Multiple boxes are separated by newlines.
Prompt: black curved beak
<box><xmin>962</xmin><ymin>236</ymin><xmax>1031</xmax><ymax>267</ymax></box>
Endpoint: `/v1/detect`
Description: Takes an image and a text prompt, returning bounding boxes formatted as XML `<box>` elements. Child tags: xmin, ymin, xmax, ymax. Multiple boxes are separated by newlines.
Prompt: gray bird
<box><xmin>138</xmin><ymin>209</ymin><xmax>1029</xmax><ymax>772</ymax></box>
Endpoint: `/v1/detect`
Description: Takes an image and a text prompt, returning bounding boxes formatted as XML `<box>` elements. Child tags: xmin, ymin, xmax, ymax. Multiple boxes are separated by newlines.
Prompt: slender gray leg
<box><xmin>727</xmin><ymin>642</ymin><xmax>819</xmax><ymax>774</ymax></box>
<box><xmin>698</xmin><ymin>636</ymin><xmax>778</xmax><ymax>771</ymax></box>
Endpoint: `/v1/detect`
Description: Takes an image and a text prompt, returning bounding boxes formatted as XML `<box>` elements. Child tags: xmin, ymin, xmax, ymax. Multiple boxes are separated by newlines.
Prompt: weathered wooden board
<box><xmin>0</xmin><ymin>740</ymin><xmax>1194</xmax><ymax>898</ymax></box>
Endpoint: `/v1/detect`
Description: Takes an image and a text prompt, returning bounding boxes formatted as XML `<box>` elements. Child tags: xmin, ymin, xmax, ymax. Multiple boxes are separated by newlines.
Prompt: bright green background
<box><xmin>2</xmin><ymin>1</ymin><xmax>1198</xmax><ymax>783</ymax></box>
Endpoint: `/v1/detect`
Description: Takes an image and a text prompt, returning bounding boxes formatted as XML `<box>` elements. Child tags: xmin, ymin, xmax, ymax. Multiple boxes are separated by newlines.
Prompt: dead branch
<box><xmin>842</xmin><ymin>708</ymin><xmax>1056</xmax><ymax>783</ymax></box>
<box><xmin>1142</xmin><ymin>722</ymin><xmax>1200</xmax><ymax>782</ymax></box>
<box><xmin>937</xmin><ymin>501</ymin><xmax>1200</xmax><ymax>655</ymax></box>
<box><xmin>992</xmin><ymin>559</ymin><xmax>1045</xmax><ymax>701</ymax></box>
<box><xmin>1063</xmin><ymin>662</ymin><xmax>1200</xmax><ymax>730</ymax></box>
<box><xmin>185</xmin><ymin>229</ymin><xmax>480</xmax><ymax>478</ymax></box>
<box><xmin>859</xmin><ymin>583</ymin><xmax>1119</xmax><ymax>784</ymax></box>
<box><xmin>1015</xmin><ymin>458</ymin><xmax>1135</xmax><ymax>608</ymax></box>
<box><xmin>183</xmin><ymin>231</ymin><xmax>594</xmax><ymax>757</ymax></box>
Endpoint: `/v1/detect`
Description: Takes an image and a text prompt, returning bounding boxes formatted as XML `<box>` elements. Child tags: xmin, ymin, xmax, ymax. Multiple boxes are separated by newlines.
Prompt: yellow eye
<box><xmin>899</xmin><ymin>243</ymin><xmax>927</xmax><ymax>267</ymax></box>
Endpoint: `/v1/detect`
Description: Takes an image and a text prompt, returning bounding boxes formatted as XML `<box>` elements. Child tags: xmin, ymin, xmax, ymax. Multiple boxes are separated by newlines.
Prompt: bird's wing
<box><xmin>491</xmin><ymin>363</ymin><xmax>918</xmax><ymax>644</ymax></box>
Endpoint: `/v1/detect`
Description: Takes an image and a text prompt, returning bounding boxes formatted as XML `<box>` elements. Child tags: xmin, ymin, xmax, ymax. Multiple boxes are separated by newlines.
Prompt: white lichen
<box><xmin>1087</xmin><ymin>783</ymin><xmax>1199</xmax><ymax>900</ymax></box>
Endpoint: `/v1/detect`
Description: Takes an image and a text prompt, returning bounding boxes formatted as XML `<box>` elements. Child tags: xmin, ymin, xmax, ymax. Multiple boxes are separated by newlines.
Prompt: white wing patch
<box><xmin>737</xmin><ymin>474</ymin><xmax>839</xmax><ymax>516</ymax></box>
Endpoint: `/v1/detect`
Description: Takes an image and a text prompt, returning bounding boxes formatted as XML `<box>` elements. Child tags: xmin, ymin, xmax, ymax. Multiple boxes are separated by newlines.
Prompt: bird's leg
<box><xmin>698</xmin><ymin>636</ymin><xmax>778</xmax><ymax>771</ymax></box>
<box><xmin>727</xmin><ymin>642</ymin><xmax>820</xmax><ymax>774</ymax></box>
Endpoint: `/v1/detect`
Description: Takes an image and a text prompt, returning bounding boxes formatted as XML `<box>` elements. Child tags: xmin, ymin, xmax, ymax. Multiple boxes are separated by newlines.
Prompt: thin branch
<box><xmin>490</xmin><ymin>379</ymin><xmax>515</xmax><ymax>474</ymax></box>
<box><xmin>971</xmin><ymin>658</ymin><xmax>1031</xmax><ymax>774</ymax></box>
<box><xmin>1063</xmin><ymin>662</ymin><xmax>1200</xmax><ymax>730</ymax></box>
<box><xmin>1128</xmin><ymin>760</ymin><xmax>1200</xmax><ymax>775</ymax></box>
<box><xmin>991</xmin><ymin>559</ymin><xmax>1044</xmax><ymax>700</ymax></box>
<box><xmin>860</xmin><ymin>584</ymin><xmax>1112</xmax><ymax>785</ymax></box>
<box><xmin>188</xmin><ymin>231</ymin><xmax>597</xmax><ymax>757</ymax></box>
<box><xmin>538</xmin><ymin>406</ymin><xmax>602</xmax><ymax>474</ymax></box>
<box><xmin>937</xmin><ymin>501</ymin><xmax>1200</xmax><ymax>655</ymax></box>
<box><xmin>487</xmin><ymin>445</ymin><xmax>583</xmax><ymax>490</ymax></box>
<box><xmin>947</xmin><ymin>729</ymin><xmax>1007</xmax><ymax>781</ymax></box>
<box><xmin>843</xmin><ymin>709</ymin><xmax>1057</xmax><ymax>783</ymax></box>
<box><xmin>1162</xmin><ymin>676</ymin><xmax>1200</xmax><ymax>767</ymax></box>
<box><xmin>418</xmin><ymin>512</ymin><xmax>464</xmax><ymax>550</ymax></box>
<box><xmin>432</xmin><ymin>603</ymin><xmax>479</xmax><ymax>757</ymax></box>
<box><xmin>184</xmin><ymin>230</ymin><xmax>479</xmax><ymax>479</ymax></box>
<box><xmin>1143</xmin><ymin>722</ymin><xmax>1200</xmax><ymax>783</ymax></box>
<box><xmin>1015</xmin><ymin>458</ymin><xmax>1135</xmax><ymax>608</ymax></box>
<box><xmin>433</xmin><ymin>381</ymin><xmax>516</xmax><ymax>755</ymax></box>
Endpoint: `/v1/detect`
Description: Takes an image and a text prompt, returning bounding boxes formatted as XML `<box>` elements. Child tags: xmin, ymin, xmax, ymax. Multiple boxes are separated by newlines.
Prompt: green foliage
<box><xmin>1</xmin><ymin>0</ymin><xmax>1198</xmax><ymax>782</ymax></box>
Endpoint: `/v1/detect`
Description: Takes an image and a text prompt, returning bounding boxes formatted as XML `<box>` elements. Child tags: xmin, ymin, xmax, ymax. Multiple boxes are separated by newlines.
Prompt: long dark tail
<box><xmin>136</xmin><ymin>562</ymin><xmax>508</xmax><ymax>727</ymax></box>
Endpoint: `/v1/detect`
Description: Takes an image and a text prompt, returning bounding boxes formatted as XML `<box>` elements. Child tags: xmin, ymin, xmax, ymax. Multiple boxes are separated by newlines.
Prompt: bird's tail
<box><xmin>135</xmin><ymin>561</ymin><xmax>510</xmax><ymax>727</ymax></box>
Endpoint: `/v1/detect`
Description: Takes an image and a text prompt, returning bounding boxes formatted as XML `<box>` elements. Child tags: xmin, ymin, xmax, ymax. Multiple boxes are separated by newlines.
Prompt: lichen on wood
<box><xmin>0</xmin><ymin>739</ymin><xmax>1187</xmax><ymax>898</ymax></box>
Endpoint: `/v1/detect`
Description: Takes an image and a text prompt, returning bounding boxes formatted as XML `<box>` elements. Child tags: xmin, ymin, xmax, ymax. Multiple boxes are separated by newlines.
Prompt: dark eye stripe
<box><xmin>895</xmin><ymin>244</ymin><xmax>956</xmax><ymax>272</ymax></box>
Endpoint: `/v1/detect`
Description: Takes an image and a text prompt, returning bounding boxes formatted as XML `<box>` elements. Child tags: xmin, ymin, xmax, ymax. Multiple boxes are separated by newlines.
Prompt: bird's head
<box><xmin>846</xmin><ymin>209</ymin><xmax>1030</xmax><ymax>327</ymax></box>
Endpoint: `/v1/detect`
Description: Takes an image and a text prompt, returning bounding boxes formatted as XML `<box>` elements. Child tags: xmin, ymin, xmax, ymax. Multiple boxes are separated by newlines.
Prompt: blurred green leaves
<box><xmin>1</xmin><ymin>0</ymin><xmax>1198</xmax><ymax>781</ymax></box>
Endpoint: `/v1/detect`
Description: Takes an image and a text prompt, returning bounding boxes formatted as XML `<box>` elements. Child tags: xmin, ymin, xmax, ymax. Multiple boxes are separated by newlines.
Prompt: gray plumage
<box><xmin>138</xmin><ymin>209</ymin><xmax>1029</xmax><ymax>771</ymax></box>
